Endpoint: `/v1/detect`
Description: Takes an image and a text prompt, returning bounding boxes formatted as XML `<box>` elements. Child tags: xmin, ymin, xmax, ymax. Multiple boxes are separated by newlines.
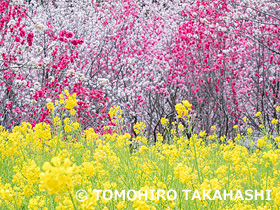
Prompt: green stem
<box><xmin>68</xmin><ymin>189</ymin><xmax>78</xmax><ymax>210</ymax></box>
<box><xmin>187</xmin><ymin>114</ymin><xmax>201</xmax><ymax>184</ymax></box>
<box><xmin>55</xmin><ymin>107</ymin><xmax>66</xmax><ymax>156</ymax></box>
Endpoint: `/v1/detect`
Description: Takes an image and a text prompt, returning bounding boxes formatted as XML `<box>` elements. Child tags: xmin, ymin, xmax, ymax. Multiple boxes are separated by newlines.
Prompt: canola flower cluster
<box><xmin>1</xmin><ymin>93</ymin><xmax>280</xmax><ymax>209</ymax></box>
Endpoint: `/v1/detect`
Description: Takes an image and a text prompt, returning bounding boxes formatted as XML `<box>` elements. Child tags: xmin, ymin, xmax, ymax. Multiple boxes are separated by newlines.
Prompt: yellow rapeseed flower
<box><xmin>272</xmin><ymin>118</ymin><xmax>278</xmax><ymax>125</ymax></box>
<box><xmin>46</xmin><ymin>102</ymin><xmax>54</xmax><ymax>112</ymax></box>
<box><xmin>160</xmin><ymin>117</ymin><xmax>168</xmax><ymax>126</ymax></box>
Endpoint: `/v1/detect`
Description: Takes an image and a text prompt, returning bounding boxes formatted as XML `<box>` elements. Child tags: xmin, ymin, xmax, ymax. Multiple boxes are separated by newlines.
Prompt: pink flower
<box><xmin>71</xmin><ymin>39</ymin><xmax>79</xmax><ymax>45</ymax></box>
<box><xmin>27</xmin><ymin>32</ymin><xmax>34</xmax><ymax>46</ymax></box>
<box><xmin>78</xmin><ymin>38</ymin><xmax>84</xmax><ymax>44</ymax></box>
<box><xmin>66</xmin><ymin>32</ymin><xmax>74</xmax><ymax>38</ymax></box>
<box><xmin>59</xmin><ymin>30</ymin><xmax>67</xmax><ymax>37</ymax></box>
<box><xmin>19</xmin><ymin>30</ymin><xmax>25</xmax><ymax>37</ymax></box>
<box><xmin>59</xmin><ymin>36</ymin><xmax>64</xmax><ymax>42</ymax></box>
<box><xmin>15</xmin><ymin>36</ymin><xmax>20</xmax><ymax>42</ymax></box>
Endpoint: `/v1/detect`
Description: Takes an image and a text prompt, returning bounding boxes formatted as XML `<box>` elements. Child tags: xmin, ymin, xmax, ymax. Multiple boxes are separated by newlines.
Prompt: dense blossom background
<box><xmin>1</xmin><ymin>0</ymin><xmax>280</xmax><ymax>141</ymax></box>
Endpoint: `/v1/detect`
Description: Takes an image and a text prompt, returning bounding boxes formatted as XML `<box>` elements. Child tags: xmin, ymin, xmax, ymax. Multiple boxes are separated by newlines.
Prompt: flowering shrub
<box><xmin>1</xmin><ymin>0</ymin><xmax>280</xmax><ymax>139</ymax></box>
<box><xmin>0</xmin><ymin>0</ymin><xmax>110</xmax><ymax>132</ymax></box>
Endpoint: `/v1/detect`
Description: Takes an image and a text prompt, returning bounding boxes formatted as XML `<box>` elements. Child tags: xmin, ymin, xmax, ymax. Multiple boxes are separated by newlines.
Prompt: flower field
<box><xmin>2</xmin><ymin>0</ymin><xmax>280</xmax><ymax>209</ymax></box>
<box><xmin>1</xmin><ymin>94</ymin><xmax>280</xmax><ymax>209</ymax></box>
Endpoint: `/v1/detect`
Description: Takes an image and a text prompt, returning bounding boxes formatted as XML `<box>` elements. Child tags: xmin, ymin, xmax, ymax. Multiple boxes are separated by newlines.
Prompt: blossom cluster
<box><xmin>1</xmin><ymin>0</ymin><xmax>280</xmax><ymax>139</ymax></box>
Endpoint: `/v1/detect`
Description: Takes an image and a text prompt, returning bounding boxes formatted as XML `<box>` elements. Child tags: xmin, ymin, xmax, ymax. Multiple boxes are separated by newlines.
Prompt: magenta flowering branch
<box><xmin>1</xmin><ymin>0</ymin><xmax>280</xmax><ymax>141</ymax></box>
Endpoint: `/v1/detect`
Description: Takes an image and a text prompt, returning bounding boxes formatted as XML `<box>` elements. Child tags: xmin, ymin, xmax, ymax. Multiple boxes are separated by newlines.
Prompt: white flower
<box><xmin>37</xmin><ymin>46</ymin><xmax>43</xmax><ymax>53</ymax></box>
<box><xmin>66</xmin><ymin>69</ymin><xmax>75</xmax><ymax>77</ymax></box>
<box><xmin>15</xmin><ymin>80</ymin><xmax>21</xmax><ymax>86</ymax></box>
<box><xmin>34</xmin><ymin>82</ymin><xmax>40</xmax><ymax>89</ymax></box>
<box><xmin>35</xmin><ymin>23</ymin><xmax>45</xmax><ymax>31</ymax></box>
<box><xmin>49</xmin><ymin>76</ymin><xmax>55</xmax><ymax>83</ymax></box>
<box><xmin>12</xmin><ymin>0</ymin><xmax>23</xmax><ymax>5</ymax></box>
<box><xmin>44</xmin><ymin>57</ymin><xmax>51</xmax><ymax>64</ymax></box>
<box><xmin>8</xmin><ymin>20</ymin><xmax>16</xmax><ymax>26</ymax></box>
<box><xmin>222</xmin><ymin>49</ymin><xmax>229</xmax><ymax>54</ymax></box>
<box><xmin>31</xmin><ymin>57</ymin><xmax>40</xmax><ymax>65</ymax></box>
<box><xmin>0</xmin><ymin>48</ymin><xmax>6</xmax><ymax>54</ymax></box>
<box><xmin>48</xmin><ymin>41</ymin><xmax>57</xmax><ymax>48</ymax></box>
<box><xmin>98</xmin><ymin>78</ymin><xmax>109</xmax><ymax>85</ymax></box>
